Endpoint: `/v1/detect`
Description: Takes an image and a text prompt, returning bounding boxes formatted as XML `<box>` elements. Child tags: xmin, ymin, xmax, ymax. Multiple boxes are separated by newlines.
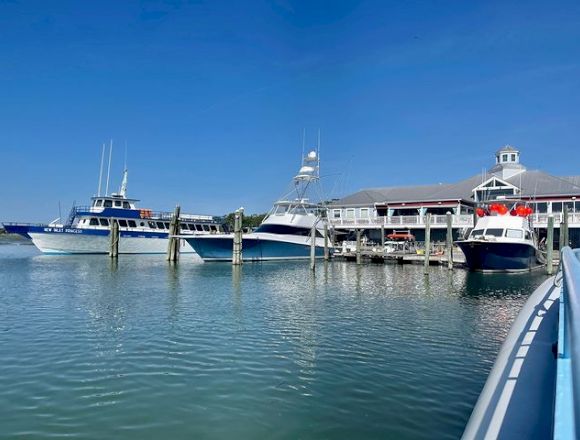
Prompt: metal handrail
<box><xmin>554</xmin><ymin>247</ymin><xmax>580</xmax><ymax>439</ymax></box>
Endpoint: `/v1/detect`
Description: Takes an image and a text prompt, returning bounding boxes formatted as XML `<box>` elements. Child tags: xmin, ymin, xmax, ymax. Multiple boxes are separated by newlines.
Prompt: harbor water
<box><xmin>0</xmin><ymin>244</ymin><xmax>547</xmax><ymax>439</ymax></box>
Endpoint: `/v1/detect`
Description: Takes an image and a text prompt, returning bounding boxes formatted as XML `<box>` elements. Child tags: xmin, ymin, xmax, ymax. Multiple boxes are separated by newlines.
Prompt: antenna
<box><xmin>97</xmin><ymin>143</ymin><xmax>105</xmax><ymax>196</ymax></box>
<box><xmin>105</xmin><ymin>139</ymin><xmax>113</xmax><ymax>196</ymax></box>
<box><xmin>317</xmin><ymin>129</ymin><xmax>321</xmax><ymax>178</ymax></box>
<box><xmin>302</xmin><ymin>128</ymin><xmax>306</xmax><ymax>164</ymax></box>
<box><xmin>124</xmin><ymin>140</ymin><xmax>128</xmax><ymax>170</ymax></box>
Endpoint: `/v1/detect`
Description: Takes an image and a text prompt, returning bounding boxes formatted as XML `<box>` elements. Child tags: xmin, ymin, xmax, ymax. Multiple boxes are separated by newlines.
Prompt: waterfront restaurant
<box><xmin>329</xmin><ymin>145</ymin><xmax>580</xmax><ymax>247</ymax></box>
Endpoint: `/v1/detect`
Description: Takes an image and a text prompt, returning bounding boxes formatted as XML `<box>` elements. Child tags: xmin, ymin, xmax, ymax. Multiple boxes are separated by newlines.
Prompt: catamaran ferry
<box><xmin>3</xmin><ymin>167</ymin><xmax>224</xmax><ymax>255</ymax></box>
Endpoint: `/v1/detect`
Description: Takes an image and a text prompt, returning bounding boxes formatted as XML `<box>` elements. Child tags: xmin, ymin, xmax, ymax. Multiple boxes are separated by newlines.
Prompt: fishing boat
<box><xmin>455</xmin><ymin>203</ymin><xmax>544</xmax><ymax>272</ymax></box>
<box><xmin>182</xmin><ymin>149</ymin><xmax>330</xmax><ymax>262</ymax></box>
<box><xmin>3</xmin><ymin>145</ymin><xmax>223</xmax><ymax>254</ymax></box>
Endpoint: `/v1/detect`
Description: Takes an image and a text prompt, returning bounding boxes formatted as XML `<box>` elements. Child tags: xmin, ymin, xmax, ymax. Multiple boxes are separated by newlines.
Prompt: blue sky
<box><xmin>1</xmin><ymin>0</ymin><xmax>579</xmax><ymax>222</ymax></box>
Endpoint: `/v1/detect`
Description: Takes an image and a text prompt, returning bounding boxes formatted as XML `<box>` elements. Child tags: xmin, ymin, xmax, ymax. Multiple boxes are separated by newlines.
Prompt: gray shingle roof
<box><xmin>331</xmin><ymin>170</ymin><xmax>580</xmax><ymax>207</ymax></box>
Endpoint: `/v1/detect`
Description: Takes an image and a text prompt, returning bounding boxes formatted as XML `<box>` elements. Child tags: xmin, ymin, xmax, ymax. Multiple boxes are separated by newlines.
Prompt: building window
<box><xmin>564</xmin><ymin>201</ymin><xmax>575</xmax><ymax>213</ymax></box>
<box><xmin>332</xmin><ymin>209</ymin><xmax>341</xmax><ymax>219</ymax></box>
<box><xmin>346</xmin><ymin>209</ymin><xmax>355</xmax><ymax>219</ymax></box>
<box><xmin>551</xmin><ymin>202</ymin><xmax>563</xmax><ymax>213</ymax></box>
<box><xmin>511</xmin><ymin>154</ymin><xmax>516</xmax><ymax>162</ymax></box>
<box><xmin>535</xmin><ymin>202</ymin><xmax>548</xmax><ymax>213</ymax></box>
<box><xmin>502</xmin><ymin>154</ymin><xmax>508</xmax><ymax>162</ymax></box>
<box><xmin>359</xmin><ymin>208</ymin><xmax>369</xmax><ymax>218</ymax></box>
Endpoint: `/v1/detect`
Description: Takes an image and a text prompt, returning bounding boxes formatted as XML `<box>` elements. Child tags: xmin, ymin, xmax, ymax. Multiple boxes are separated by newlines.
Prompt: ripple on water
<box><xmin>0</xmin><ymin>246</ymin><xmax>547</xmax><ymax>440</ymax></box>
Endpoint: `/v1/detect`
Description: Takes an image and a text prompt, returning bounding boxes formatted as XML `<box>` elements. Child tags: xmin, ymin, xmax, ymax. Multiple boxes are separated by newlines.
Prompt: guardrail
<box><xmin>329</xmin><ymin>214</ymin><xmax>474</xmax><ymax>228</ymax></box>
<box><xmin>554</xmin><ymin>247</ymin><xmax>580</xmax><ymax>439</ymax></box>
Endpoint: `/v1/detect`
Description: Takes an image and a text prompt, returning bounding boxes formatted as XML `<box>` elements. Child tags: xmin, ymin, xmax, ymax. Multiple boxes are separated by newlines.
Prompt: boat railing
<box><xmin>69</xmin><ymin>206</ymin><xmax>217</xmax><ymax>223</ymax></box>
<box><xmin>554</xmin><ymin>246</ymin><xmax>580</xmax><ymax>439</ymax></box>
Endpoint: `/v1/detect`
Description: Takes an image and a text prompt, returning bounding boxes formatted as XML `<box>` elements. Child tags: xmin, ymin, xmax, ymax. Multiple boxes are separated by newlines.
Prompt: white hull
<box><xmin>29</xmin><ymin>232</ymin><xmax>198</xmax><ymax>256</ymax></box>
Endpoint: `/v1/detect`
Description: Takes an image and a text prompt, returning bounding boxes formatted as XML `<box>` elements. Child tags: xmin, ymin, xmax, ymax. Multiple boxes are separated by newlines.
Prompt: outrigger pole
<box><xmin>105</xmin><ymin>139</ymin><xmax>113</xmax><ymax>196</ymax></box>
<box><xmin>97</xmin><ymin>143</ymin><xmax>105</xmax><ymax>196</ymax></box>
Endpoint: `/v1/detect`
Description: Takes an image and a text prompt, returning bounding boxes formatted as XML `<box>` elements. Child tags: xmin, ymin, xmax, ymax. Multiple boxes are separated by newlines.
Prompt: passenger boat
<box><xmin>455</xmin><ymin>203</ymin><xmax>544</xmax><ymax>272</ymax></box>
<box><xmin>3</xmin><ymin>169</ymin><xmax>223</xmax><ymax>254</ymax></box>
<box><xmin>182</xmin><ymin>149</ymin><xmax>330</xmax><ymax>262</ymax></box>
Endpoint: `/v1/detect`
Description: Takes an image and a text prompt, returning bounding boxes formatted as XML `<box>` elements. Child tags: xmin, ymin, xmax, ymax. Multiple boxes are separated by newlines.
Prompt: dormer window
<box><xmin>511</xmin><ymin>154</ymin><xmax>516</xmax><ymax>162</ymax></box>
<box><xmin>502</xmin><ymin>154</ymin><xmax>508</xmax><ymax>162</ymax></box>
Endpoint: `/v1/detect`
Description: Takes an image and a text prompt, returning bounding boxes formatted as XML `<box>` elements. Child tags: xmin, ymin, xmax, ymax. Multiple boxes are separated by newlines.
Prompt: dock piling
<box><xmin>561</xmin><ymin>206</ymin><xmax>569</xmax><ymax>251</ymax></box>
<box><xmin>380</xmin><ymin>225</ymin><xmax>385</xmax><ymax>249</ymax></box>
<box><xmin>424</xmin><ymin>213</ymin><xmax>431</xmax><ymax>275</ymax></box>
<box><xmin>446</xmin><ymin>212</ymin><xmax>453</xmax><ymax>270</ymax></box>
<box><xmin>167</xmin><ymin>205</ymin><xmax>181</xmax><ymax>262</ymax></box>
<box><xmin>232</xmin><ymin>208</ymin><xmax>243</xmax><ymax>265</ymax></box>
<box><xmin>323</xmin><ymin>223</ymin><xmax>329</xmax><ymax>261</ymax></box>
<box><xmin>310</xmin><ymin>224</ymin><xmax>316</xmax><ymax>271</ymax></box>
<box><xmin>547</xmin><ymin>215</ymin><xmax>554</xmax><ymax>275</ymax></box>
<box><xmin>356</xmin><ymin>229</ymin><xmax>362</xmax><ymax>265</ymax></box>
<box><xmin>109</xmin><ymin>218</ymin><xmax>119</xmax><ymax>258</ymax></box>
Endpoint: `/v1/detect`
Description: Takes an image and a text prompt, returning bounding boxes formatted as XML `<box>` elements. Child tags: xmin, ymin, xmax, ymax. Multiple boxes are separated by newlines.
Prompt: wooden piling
<box><xmin>562</xmin><ymin>206</ymin><xmax>569</xmax><ymax>250</ymax></box>
<box><xmin>323</xmin><ymin>223</ymin><xmax>329</xmax><ymax>261</ymax></box>
<box><xmin>356</xmin><ymin>229</ymin><xmax>362</xmax><ymax>265</ymax></box>
<box><xmin>446</xmin><ymin>212</ymin><xmax>453</xmax><ymax>270</ymax></box>
<box><xmin>380</xmin><ymin>224</ymin><xmax>385</xmax><ymax>249</ymax></box>
<box><xmin>424</xmin><ymin>213</ymin><xmax>431</xmax><ymax>275</ymax></box>
<box><xmin>310</xmin><ymin>224</ymin><xmax>316</xmax><ymax>271</ymax></box>
<box><xmin>232</xmin><ymin>208</ymin><xmax>243</xmax><ymax>265</ymax></box>
<box><xmin>167</xmin><ymin>205</ymin><xmax>181</xmax><ymax>262</ymax></box>
<box><xmin>109</xmin><ymin>218</ymin><xmax>119</xmax><ymax>258</ymax></box>
<box><xmin>547</xmin><ymin>214</ymin><xmax>554</xmax><ymax>275</ymax></box>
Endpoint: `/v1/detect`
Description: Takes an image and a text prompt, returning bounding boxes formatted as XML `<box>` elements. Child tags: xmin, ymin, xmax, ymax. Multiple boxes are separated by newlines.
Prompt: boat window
<box><xmin>210</xmin><ymin>225</ymin><xmax>217</xmax><ymax>231</ymax></box>
<box><xmin>275</xmin><ymin>205</ymin><xmax>287</xmax><ymax>214</ymax></box>
<box><xmin>118</xmin><ymin>219</ymin><xmax>128</xmax><ymax>227</ymax></box>
<box><xmin>114</xmin><ymin>201</ymin><xmax>122</xmax><ymax>207</ymax></box>
<box><xmin>195</xmin><ymin>224</ymin><xmax>203</xmax><ymax>231</ymax></box>
<box><xmin>156</xmin><ymin>222</ymin><xmax>165</xmax><ymax>229</ymax></box>
<box><xmin>99</xmin><ymin>218</ymin><xmax>109</xmax><ymax>227</ymax></box>
<box><xmin>187</xmin><ymin>224</ymin><xmax>195</xmax><ymax>231</ymax></box>
<box><xmin>104</xmin><ymin>200</ymin><xmax>112</xmax><ymax>208</ymax></box>
<box><xmin>202</xmin><ymin>224</ymin><xmax>210</xmax><ymax>231</ymax></box>
<box><xmin>506</xmin><ymin>229</ymin><xmax>523</xmax><ymax>239</ymax></box>
<box><xmin>180</xmin><ymin>224</ymin><xmax>188</xmax><ymax>231</ymax></box>
<box><xmin>485</xmin><ymin>228</ymin><xmax>504</xmax><ymax>237</ymax></box>
<box><xmin>255</xmin><ymin>224</ymin><xmax>321</xmax><ymax>237</ymax></box>
<box><xmin>139</xmin><ymin>221</ymin><xmax>145</xmax><ymax>227</ymax></box>
<box><xmin>525</xmin><ymin>231</ymin><xmax>531</xmax><ymax>240</ymax></box>
<box><xmin>89</xmin><ymin>218</ymin><xmax>99</xmax><ymax>226</ymax></box>
<box><xmin>470</xmin><ymin>229</ymin><xmax>484</xmax><ymax>237</ymax></box>
<box><xmin>128</xmin><ymin>220</ymin><xmax>136</xmax><ymax>228</ymax></box>
<box><xmin>164</xmin><ymin>222</ymin><xmax>170</xmax><ymax>229</ymax></box>
<box><xmin>148</xmin><ymin>221</ymin><xmax>156</xmax><ymax>229</ymax></box>
<box><xmin>95</xmin><ymin>200</ymin><xmax>103</xmax><ymax>207</ymax></box>
<box><xmin>123</xmin><ymin>201</ymin><xmax>130</xmax><ymax>209</ymax></box>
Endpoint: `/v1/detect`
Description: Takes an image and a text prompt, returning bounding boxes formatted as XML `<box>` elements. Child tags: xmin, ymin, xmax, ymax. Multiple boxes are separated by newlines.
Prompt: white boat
<box><xmin>3</xmin><ymin>168</ymin><xmax>223</xmax><ymax>255</ymax></box>
<box><xmin>455</xmin><ymin>203</ymin><xmax>544</xmax><ymax>271</ymax></box>
<box><xmin>182</xmin><ymin>149</ymin><xmax>331</xmax><ymax>261</ymax></box>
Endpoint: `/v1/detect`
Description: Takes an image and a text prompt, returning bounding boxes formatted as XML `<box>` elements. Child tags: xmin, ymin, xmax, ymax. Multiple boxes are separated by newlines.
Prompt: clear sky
<box><xmin>1</xmin><ymin>0</ymin><xmax>579</xmax><ymax>222</ymax></box>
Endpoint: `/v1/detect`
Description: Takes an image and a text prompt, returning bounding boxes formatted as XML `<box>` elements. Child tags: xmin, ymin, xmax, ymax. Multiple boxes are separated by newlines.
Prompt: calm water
<box><xmin>0</xmin><ymin>244</ymin><xmax>547</xmax><ymax>439</ymax></box>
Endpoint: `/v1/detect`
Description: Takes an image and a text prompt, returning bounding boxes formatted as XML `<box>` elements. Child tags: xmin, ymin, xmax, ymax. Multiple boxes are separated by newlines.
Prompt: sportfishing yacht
<box><xmin>455</xmin><ymin>203</ymin><xmax>544</xmax><ymax>271</ymax></box>
<box><xmin>182</xmin><ymin>149</ymin><xmax>330</xmax><ymax>261</ymax></box>
<box><xmin>4</xmin><ymin>165</ymin><xmax>223</xmax><ymax>254</ymax></box>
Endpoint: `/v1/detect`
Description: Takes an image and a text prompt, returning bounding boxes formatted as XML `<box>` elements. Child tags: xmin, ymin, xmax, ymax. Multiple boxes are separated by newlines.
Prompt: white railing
<box><xmin>330</xmin><ymin>214</ymin><xmax>474</xmax><ymax>229</ymax></box>
<box><xmin>330</xmin><ymin>213</ymin><xmax>580</xmax><ymax>229</ymax></box>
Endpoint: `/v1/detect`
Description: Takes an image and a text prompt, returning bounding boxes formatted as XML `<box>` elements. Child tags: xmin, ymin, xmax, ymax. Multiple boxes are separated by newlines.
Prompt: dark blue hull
<box><xmin>185</xmin><ymin>235</ymin><xmax>325</xmax><ymax>261</ymax></box>
<box><xmin>456</xmin><ymin>240</ymin><xmax>540</xmax><ymax>271</ymax></box>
